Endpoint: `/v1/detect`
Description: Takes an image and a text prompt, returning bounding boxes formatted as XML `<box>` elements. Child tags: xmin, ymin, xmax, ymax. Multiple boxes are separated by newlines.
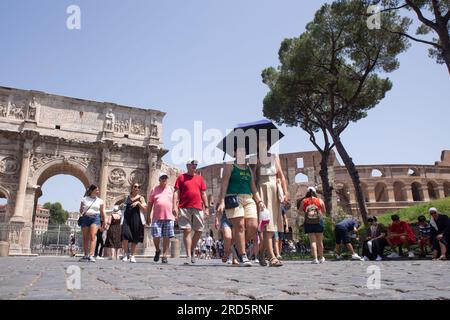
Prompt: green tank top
<box><xmin>226</xmin><ymin>164</ymin><xmax>252</xmax><ymax>195</ymax></box>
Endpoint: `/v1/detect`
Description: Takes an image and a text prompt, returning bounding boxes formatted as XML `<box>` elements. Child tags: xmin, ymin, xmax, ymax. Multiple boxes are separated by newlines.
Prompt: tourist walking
<box><xmin>251</xmin><ymin>152</ymin><xmax>288</xmax><ymax>267</ymax></box>
<box><xmin>173</xmin><ymin>159</ymin><xmax>210</xmax><ymax>265</ymax></box>
<box><xmin>215</xmin><ymin>205</ymin><xmax>239</xmax><ymax>265</ymax></box>
<box><xmin>78</xmin><ymin>184</ymin><xmax>105</xmax><ymax>262</ymax></box>
<box><xmin>299</xmin><ymin>187</ymin><xmax>326</xmax><ymax>264</ymax></box>
<box><xmin>104</xmin><ymin>205</ymin><xmax>122</xmax><ymax>260</ymax></box>
<box><xmin>94</xmin><ymin>225</ymin><xmax>106</xmax><ymax>259</ymax></box>
<box><xmin>121</xmin><ymin>184</ymin><xmax>147</xmax><ymax>263</ymax></box>
<box><xmin>217</xmin><ymin>147</ymin><xmax>265</xmax><ymax>267</ymax></box>
<box><xmin>417</xmin><ymin>215</ymin><xmax>432</xmax><ymax>258</ymax></box>
<box><xmin>148</xmin><ymin>172</ymin><xmax>175</xmax><ymax>264</ymax></box>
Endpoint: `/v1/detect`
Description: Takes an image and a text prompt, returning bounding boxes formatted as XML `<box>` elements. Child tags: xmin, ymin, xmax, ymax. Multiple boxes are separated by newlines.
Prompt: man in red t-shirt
<box><xmin>173</xmin><ymin>159</ymin><xmax>209</xmax><ymax>265</ymax></box>
<box><xmin>386</xmin><ymin>214</ymin><xmax>416</xmax><ymax>259</ymax></box>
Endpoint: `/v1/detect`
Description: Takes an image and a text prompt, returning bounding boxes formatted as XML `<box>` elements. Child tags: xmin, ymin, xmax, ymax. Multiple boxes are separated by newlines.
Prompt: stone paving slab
<box><xmin>0</xmin><ymin>256</ymin><xmax>449</xmax><ymax>300</ymax></box>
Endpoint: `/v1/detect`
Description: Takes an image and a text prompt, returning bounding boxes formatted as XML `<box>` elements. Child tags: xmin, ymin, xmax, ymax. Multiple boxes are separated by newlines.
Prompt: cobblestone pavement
<box><xmin>0</xmin><ymin>256</ymin><xmax>449</xmax><ymax>300</ymax></box>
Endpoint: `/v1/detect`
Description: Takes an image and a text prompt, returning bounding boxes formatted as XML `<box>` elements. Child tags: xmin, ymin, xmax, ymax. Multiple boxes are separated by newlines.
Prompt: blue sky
<box><xmin>1</xmin><ymin>0</ymin><xmax>449</xmax><ymax>212</ymax></box>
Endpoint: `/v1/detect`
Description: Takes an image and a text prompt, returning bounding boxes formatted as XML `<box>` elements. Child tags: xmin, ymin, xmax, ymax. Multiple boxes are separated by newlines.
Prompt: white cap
<box><xmin>113</xmin><ymin>205</ymin><xmax>120</xmax><ymax>212</ymax></box>
<box><xmin>307</xmin><ymin>186</ymin><xmax>317</xmax><ymax>193</ymax></box>
<box><xmin>186</xmin><ymin>159</ymin><xmax>199</xmax><ymax>165</ymax></box>
<box><xmin>429</xmin><ymin>207</ymin><xmax>438</xmax><ymax>213</ymax></box>
<box><xmin>159</xmin><ymin>172</ymin><xmax>169</xmax><ymax>179</ymax></box>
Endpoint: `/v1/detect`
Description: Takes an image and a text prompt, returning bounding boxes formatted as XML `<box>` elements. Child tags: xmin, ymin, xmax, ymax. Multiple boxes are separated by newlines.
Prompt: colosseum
<box><xmin>197</xmin><ymin>150</ymin><xmax>450</xmax><ymax>235</ymax></box>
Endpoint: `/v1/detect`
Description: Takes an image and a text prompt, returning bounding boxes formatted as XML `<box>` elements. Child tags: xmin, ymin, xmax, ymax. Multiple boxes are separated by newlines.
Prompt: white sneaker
<box><xmin>376</xmin><ymin>255</ymin><xmax>383</xmax><ymax>261</ymax></box>
<box><xmin>240</xmin><ymin>254</ymin><xmax>252</xmax><ymax>267</ymax></box>
<box><xmin>363</xmin><ymin>256</ymin><xmax>370</xmax><ymax>261</ymax></box>
<box><xmin>129</xmin><ymin>256</ymin><xmax>136</xmax><ymax>263</ymax></box>
<box><xmin>387</xmin><ymin>252</ymin><xmax>400</xmax><ymax>259</ymax></box>
<box><xmin>319</xmin><ymin>257</ymin><xmax>326</xmax><ymax>263</ymax></box>
<box><xmin>408</xmin><ymin>251</ymin><xmax>415</xmax><ymax>258</ymax></box>
<box><xmin>88</xmin><ymin>256</ymin><xmax>96</xmax><ymax>263</ymax></box>
<box><xmin>184</xmin><ymin>256</ymin><xmax>192</xmax><ymax>265</ymax></box>
<box><xmin>335</xmin><ymin>254</ymin><xmax>343</xmax><ymax>260</ymax></box>
<box><xmin>226</xmin><ymin>254</ymin><xmax>233</xmax><ymax>265</ymax></box>
<box><xmin>311</xmin><ymin>259</ymin><xmax>320</xmax><ymax>264</ymax></box>
<box><xmin>96</xmin><ymin>256</ymin><xmax>105</xmax><ymax>260</ymax></box>
<box><xmin>121</xmin><ymin>255</ymin><xmax>129</xmax><ymax>262</ymax></box>
<box><xmin>351</xmin><ymin>253</ymin><xmax>363</xmax><ymax>260</ymax></box>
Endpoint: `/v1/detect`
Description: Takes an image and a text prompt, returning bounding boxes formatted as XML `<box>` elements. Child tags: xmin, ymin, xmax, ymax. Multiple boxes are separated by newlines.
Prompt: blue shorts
<box><xmin>151</xmin><ymin>220</ymin><xmax>175</xmax><ymax>238</ymax></box>
<box><xmin>273</xmin><ymin>232</ymin><xmax>280</xmax><ymax>240</ymax></box>
<box><xmin>80</xmin><ymin>214</ymin><xmax>101</xmax><ymax>228</ymax></box>
<box><xmin>220</xmin><ymin>214</ymin><xmax>233</xmax><ymax>230</ymax></box>
<box><xmin>335</xmin><ymin>226</ymin><xmax>351</xmax><ymax>244</ymax></box>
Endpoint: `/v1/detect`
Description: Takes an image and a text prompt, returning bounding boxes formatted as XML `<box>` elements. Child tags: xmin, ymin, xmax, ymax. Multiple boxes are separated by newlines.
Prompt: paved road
<box><xmin>0</xmin><ymin>256</ymin><xmax>449</xmax><ymax>300</ymax></box>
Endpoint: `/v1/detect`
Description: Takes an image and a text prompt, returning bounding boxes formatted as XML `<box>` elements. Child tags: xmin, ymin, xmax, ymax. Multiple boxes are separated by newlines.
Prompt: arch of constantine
<box><xmin>0</xmin><ymin>86</ymin><xmax>178</xmax><ymax>255</ymax></box>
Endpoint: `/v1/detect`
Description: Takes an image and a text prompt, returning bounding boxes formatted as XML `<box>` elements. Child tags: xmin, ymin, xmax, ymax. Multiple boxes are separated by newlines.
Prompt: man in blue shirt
<box><xmin>335</xmin><ymin>217</ymin><xmax>363</xmax><ymax>260</ymax></box>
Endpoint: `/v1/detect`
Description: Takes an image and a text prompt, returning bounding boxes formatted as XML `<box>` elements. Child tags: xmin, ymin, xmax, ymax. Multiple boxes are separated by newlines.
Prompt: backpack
<box><xmin>304</xmin><ymin>203</ymin><xmax>321</xmax><ymax>224</ymax></box>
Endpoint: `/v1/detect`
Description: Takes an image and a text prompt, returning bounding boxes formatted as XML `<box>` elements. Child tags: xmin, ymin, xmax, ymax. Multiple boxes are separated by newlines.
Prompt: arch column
<box><xmin>367</xmin><ymin>187</ymin><xmax>376</xmax><ymax>203</ymax></box>
<box><xmin>436</xmin><ymin>185</ymin><xmax>444</xmax><ymax>199</ymax></box>
<box><xmin>405</xmin><ymin>186</ymin><xmax>414</xmax><ymax>202</ymax></box>
<box><xmin>386</xmin><ymin>186</ymin><xmax>395</xmax><ymax>203</ymax></box>
<box><xmin>9</xmin><ymin>140</ymin><xmax>34</xmax><ymax>254</ymax></box>
<box><xmin>99</xmin><ymin>148</ymin><xmax>110</xmax><ymax>203</ymax></box>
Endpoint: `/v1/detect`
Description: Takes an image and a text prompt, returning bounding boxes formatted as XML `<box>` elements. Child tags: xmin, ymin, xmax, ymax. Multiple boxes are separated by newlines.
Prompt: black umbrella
<box><xmin>217</xmin><ymin>119</ymin><xmax>284</xmax><ymax>158</ymax></box>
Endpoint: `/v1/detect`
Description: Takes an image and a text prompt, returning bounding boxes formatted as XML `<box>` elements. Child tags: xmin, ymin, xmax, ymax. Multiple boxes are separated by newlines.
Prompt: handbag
<box><xmin>78</xmin><ymin>198</ymin><xmax>97</xmax><ymax>227</ymax></box>
<box><xmin>224</xmin><ymin>195</ymin><xmax>239</xmax><ymax>210</ymax></box>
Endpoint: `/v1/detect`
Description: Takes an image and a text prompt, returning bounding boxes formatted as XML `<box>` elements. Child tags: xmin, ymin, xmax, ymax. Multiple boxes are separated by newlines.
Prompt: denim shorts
<box><xmin>80</xmin><ymin>214</ymin><xmax>101</xmax><ymax>228</ymax></box>
<box><xmin>220</xmin><ymin>214</ymin><xmax>233</xmax><ymax>230</ymax></box>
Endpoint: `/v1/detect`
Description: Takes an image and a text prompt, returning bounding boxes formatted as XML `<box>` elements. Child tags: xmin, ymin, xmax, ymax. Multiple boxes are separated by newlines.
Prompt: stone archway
<box><xmin>0</xmin><ymin>86</ymin><xmax>171</xmax><ymax>255</ymax></box>
<box><xmin>445</xmin><ymin>182</ymin><xmax>450</xmax><ymax>198</ymax></box>
<box><xmin>393</xmin><ymin>181</ymin><xmax>407</xmax><ymax>201</ymax></box>
<box><xmin>411</xmin><ymin>182</ymin><xmax>424</xmax><ymax>201</ymax></box>
<box><xmin>374</xmin><ymin>182</ymin><xmax>389</xmax><ymax>202</ymax></box>
<box><xmin>427</xmin><ymin>181</ymin><xmax>439</xmax><ymax>200</ymax></box>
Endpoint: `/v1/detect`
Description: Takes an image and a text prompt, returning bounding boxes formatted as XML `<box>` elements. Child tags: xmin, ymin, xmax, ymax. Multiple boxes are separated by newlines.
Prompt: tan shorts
<box><xmin>178</xmin><ymin>208</ymin><xmax>205</xmax><ymax>232</ymax></box>
<box><xmin>225</xmin><ymin>194</ymin><xmax>258</xmax><ymax>219</ymax></box>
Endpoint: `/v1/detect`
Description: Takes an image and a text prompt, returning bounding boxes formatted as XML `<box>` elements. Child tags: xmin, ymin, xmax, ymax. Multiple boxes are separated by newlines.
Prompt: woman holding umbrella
<box><xmin>216</xmin><ymin>144</ymin><xmax>266</xmax><ymax>267</ymax></box>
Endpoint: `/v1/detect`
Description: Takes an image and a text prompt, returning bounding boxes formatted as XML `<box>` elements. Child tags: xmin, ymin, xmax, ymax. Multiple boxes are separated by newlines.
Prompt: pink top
<box><xmin>149</xmin><ymin>185</ymin><xmax>175</xmax><ymax>221</ymax></box>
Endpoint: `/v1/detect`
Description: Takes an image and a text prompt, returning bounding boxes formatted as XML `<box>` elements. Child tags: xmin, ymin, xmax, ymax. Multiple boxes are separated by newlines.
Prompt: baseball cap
<box><xmin>159</xmin><ymin>172</ymin><xmax>169</xmax><ymax>179</ymax></box>
<box><xmin>186</xmin><ymin>159</ymin><xmax>199</xmax><ymax>165</ymax></box>
<box><xmin>429</xmin><ymin>207</ymin><xmax>438</xmax><ymax>213</ymax></box>
<box><xmin>307</xmin><ymin>186</ymin><xmax>317</xmax><ymax>193</ymax></box>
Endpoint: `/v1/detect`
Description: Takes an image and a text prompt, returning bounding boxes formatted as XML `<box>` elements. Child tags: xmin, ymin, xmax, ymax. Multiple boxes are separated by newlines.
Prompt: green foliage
<box><xmin>43</xmin><ymin>202</ymin><xmax>69</xmax><ymax>225</ymax></box>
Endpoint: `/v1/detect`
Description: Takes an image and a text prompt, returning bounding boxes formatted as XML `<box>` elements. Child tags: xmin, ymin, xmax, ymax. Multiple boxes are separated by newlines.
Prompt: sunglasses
<box><xmin>133</xmin><ymin>185</ymin><xmax>141</xmax><ymax>189</ymax></box>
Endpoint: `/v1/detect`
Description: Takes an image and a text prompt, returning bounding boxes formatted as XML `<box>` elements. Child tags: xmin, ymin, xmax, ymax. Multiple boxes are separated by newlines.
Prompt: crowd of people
<box><xmin>75</xmin><ymin>151</ymin><xmax>450</xmax><ymax>265</ymax></box>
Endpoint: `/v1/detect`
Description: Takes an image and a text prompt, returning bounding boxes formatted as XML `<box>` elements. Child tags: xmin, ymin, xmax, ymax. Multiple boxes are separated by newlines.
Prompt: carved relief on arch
<box><xmin>129</xmin><ymin>170</ymin><xmax>145</xmax><ymax>186</ymax></box>
<box><xmin>109</xmin><ymin>168</ymin><xmax>126</xmax><ymax>185</ymax></box>
<box><xmin>0</xmin><ymin>156</ymin><xmax>19</xmax><ymax>175</ymax></box>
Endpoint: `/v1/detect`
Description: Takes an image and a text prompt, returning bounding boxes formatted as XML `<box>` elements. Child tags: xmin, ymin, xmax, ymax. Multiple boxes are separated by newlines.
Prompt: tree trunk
<box><xmin>319</xmin><ymin>149</ymin><xmax>333</xmax><ymax>217</ymax></box>
<box><xmin>443</xmin><ymin>48</ymin><xmax>450</xmax><ymax>75</ymax></box>
<box><xmin>330</xmin><ymin>134</ymin><xmax>368</xmax><ymax>225</ymax></box>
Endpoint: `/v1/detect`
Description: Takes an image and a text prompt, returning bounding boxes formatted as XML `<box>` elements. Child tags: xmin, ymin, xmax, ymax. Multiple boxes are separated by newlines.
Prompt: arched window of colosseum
<box><xmin>336</xmin><ymin>184</ymin><xmax>351</xmax><ymax>211</ymax></box>
<box><xmin>393</xmin><ymin>181</ymin><xmax>407</xmax><ymax>201</ymax></box>
<box><xmin>411</xmin><ymin>182</ymin><xmax>424</xmax><ymax>201</ymax></box>
<box><xmin>295</xmin><ymin>173</ymin><xmax>309</xmax><ymax>183</ymax></box>
<box><xmin>427</xmin><ymin>182</ymin><xmax>438</xmax><ymax>200</ymax></box>
<box><xmin>371</xmin><ymin>169</ymin><xmax>384</xmax><ymax>177</ymax></box>
<box><xmin>297</xmin><ymin>158</ymin><xmax>304</xmax><ymax>168</ymax></box>
<box><xmin>444</xmin><ymin>182</ymin><xmax>450</xmax><ymax>197</ymax></box>
<box><xmin>408</xmin><ymin>168</ymin><xmax>419</xmax><ymax>177</ymax></box>
<box><xmin>375</xmin><ymin>183</ymin><xmax>389</xmax><ymax>202</ymax></box>
<box><xmin>220</xmin><ymin>168</ymin><xmax>223</xmax><ymax>178</ymax></box>
<box><xmin>361</xmin><ymin>182</ymin><xmax>370</xmax><ymax>202</ymax></box>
